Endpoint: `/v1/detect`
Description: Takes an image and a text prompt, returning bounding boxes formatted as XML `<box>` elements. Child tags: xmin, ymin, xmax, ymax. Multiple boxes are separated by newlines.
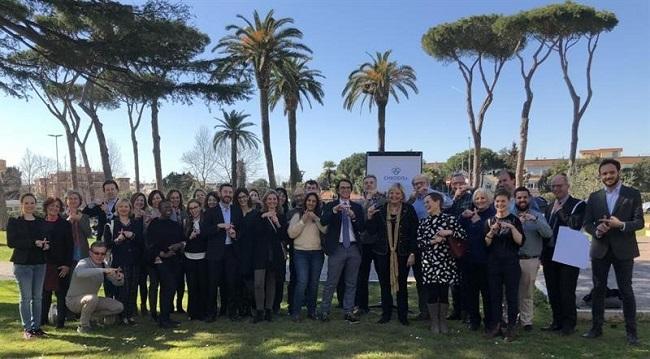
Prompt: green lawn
<box><xmin>0</xmin><ymin>281</ymin><xmax>647</xmax><ymax>358</ymax></box>
<box><xmin>0</xmin><ymin>231</ymin><xmax>10</xmax><ymax>262</ymax></box>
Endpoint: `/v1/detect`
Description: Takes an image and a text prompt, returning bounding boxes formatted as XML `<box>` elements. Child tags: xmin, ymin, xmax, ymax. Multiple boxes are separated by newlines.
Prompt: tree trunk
<box><xmin>0</xmin><ymin>177</ymin><xmax>7</xmax><ymax>230</ymax></box>
<box><xmin>64</xmin><ymin>131</ymin><xmax>78</xmax><ymax>191</ymax></box>
<box><xmin>288</xmin><ymin>109</ymin><xmax>300</xmax><ymax>189</ymax></box>
<box><xmin>568</xmin><ymin>109</ymin><xmax>580</xmax><ymax>176</ymax></box>
<box><xmin>472</xmin><ymin>135</ymin><xmax>481</xmax><ymax>188</ymax></box>
<box><xmin>151</xmin><ymin>98</ymin><xmax>163</xmax><ymax>189</ymax></box>
<box><xmin>77</xmin><ymin>139</ymin><xmax>93</xmax><ymax>200</ymax></box>
<box><xmin>236</xmin><ymin>160</ymin><xmax>246</xmax><ymax>188</ymax></box>
<box><xmin>230</xmin><ymin>134</ymin><xmax>238</xmax><ymax>188</ymax></box>
<box><xmin>377</xmin><ymin>102</ymin><xmax>386</xmax><ymax>152</ymax></box>
<box><xmin>79</xmin><ymin>104</ymin><xmax>112</xmax><ymax>180</ymax></box>
<box><xmin>259</xmin><ymin>85</ymin><xmax>276</xmax><ymax>188</ymax></box>
<box><xmin>130</xmin><ymin>124</ymin><xmax>140</xmax><ymax>192</ymax></box>
<box><xmin>516</xmin><ymin>78</ymin><xmax>533</xmax><ymax>188</ymax></box>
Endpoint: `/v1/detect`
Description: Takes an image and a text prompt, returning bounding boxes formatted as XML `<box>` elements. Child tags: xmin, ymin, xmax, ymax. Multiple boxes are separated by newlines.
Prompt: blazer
<box><xmin>7</xmin><ymin>216</ymin><xmax>47</xmax><ymax>265</ymax></box>
<box><xmin>542</xmin><ymin>195</ymin><xmax>586</xmax><ymax>261</ymax></box>
<box><xmin>584</xmin><ymin>185</ymin><xmax>644</xmax><ymax>260</ymax></box>
<box><xmin>103</xmin><ymin>217</ymin><xmax>144</xmax><ymax>267</ymax></box>
<box><xmin>366</xmin><ymin>203</ymin><xmax>418</xmax><ymax>256</ymax></box>
<box><xmin>43</xmin><ymin>216</ymin><xmax>74</xmax><ymax>268</ymax></box>
<box><xmin>82</xmin><ymin>200</ymin><xmax>117</xmax><ymax>236</ymax></box>
<box><xmin>201</xmin><ymin>203</ymin><xmax>243</xmax><ymax>261</ymax></box>
<box><xmin>253</xmin><ymin>212</ymin><xmax>288</xmax><ymax>271</ymax></box>
<box><xmin>320</xmin><ymin>199</ymin><xmax>365</xmax><ymax>256</ymax></box>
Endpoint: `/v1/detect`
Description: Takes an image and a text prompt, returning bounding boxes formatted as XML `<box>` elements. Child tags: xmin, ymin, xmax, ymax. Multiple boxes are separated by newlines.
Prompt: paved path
<box><xmin>0</xmin><ymin>261</ymin><xmax>12</xmax><ymax>280</ymax></box>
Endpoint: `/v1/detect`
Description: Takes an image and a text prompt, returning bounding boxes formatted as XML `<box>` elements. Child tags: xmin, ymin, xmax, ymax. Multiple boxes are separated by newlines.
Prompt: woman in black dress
<box><xmin>416</xmin><ymin>192</ymin><xmax>466</xmax><ymax>334</ymax></box>
<box><xmin>234</xmin><ymin>188</ymin><xmax>260</xmax><ymax>318</ymax></box>
<box><xmin>366</xmin><ymin>183</ymin><xmax>418</xmax><ymax>325</ymax></box>
<box><xmin>183</xmin><ymin>199</ymin><xmax>207</xmax><ymax>320</ymax></box>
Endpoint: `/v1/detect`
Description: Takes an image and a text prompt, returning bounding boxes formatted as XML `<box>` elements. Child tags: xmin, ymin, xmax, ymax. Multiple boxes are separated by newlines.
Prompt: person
<box><xmin>130</xmin><ymin>192</ymin><xmax>149</xmax><ymax>316</ymax></box>
<box><xmin>285</xmin><ymin>187</ymin><xmax>306</xmax><ymax>316</ymax></box>
<box><xmin>248</xmin><ymin>189</ymin><xmax>262</xmax><ymax>210</ymax></box>
<box><xmin>273</xmin><ymin>187</ymin><xmax>290</xmax><ymax>314</ymax></box>
<box><xmin>355</xmin><ymin>175</ymin><xmax>385</xmax><ymax>315</ymax></box>
<box><xmin>582</xmin><ymin>159</ymin><xmax>644</xmax><ymax>345</ymax></box>
<box><xmin>147</xmin><ymin>200</ymin><xmax>185</xmax><ymax>328</ymax></box>
<box><xmin>541</xmin><ymin>173</ymin><xmax>586</xmax><ymax>336</ymax></box>
<box><xmin>7</xmin><ymin>193</ymin><xmax>48</xmax><ymax>339</ymax></box>
<box><xmin>183</xmin><ymin>199</ymin><xmax>208</xmax><ymax>321</ymax></box>
<box><xmin>83</xmin><ymin>179</ymin><xmax>120</xmax><ymax>237</ymax></box>
<box><xmin>446</xmin><ymin>172</ymin><xmax>474</xmax><ymax>321</ymax></box>
<box><xmin>367</xmin><ymin>183</ymin><xmax>418</xmax><ymax>325</ymax></box>
<box><xmin>288</xmin><ymin>192</ymin><xmax>327</xmax><ymax>321</ymax></box>
<box><xmin>104</xmin><ymin>198</ymin><xmax>143</xmax><ymax>325</ymax></box>
<box><xmin>496</xmin><ymin>170</ymin><xmax>542</xmax><ymax>213</ymax></box>
<box><xmin>144</xmin><ymin>190</ymin><xmax>164</xmax><ymax>321</ymax></box>
<box><xmin>193</xmin><ymin>189</ymin><xmax>207</xmax><ymax>209</ymax></box>
<box><xmin>64</xmin><ymin>191</ymin><xmax>92</xmax><ymax>263</ymax></box>
<box><xmin>166</xmin><ymin>189</ymin><xmax>186</xmax><ymax>314</ymax></box>
<box><xmin>458</xmin><ymin>188</ymin><xmax>495</xmax><ymax>331</ymax></box>
<box><xmin>234</xmin><ymin>188</ymin><xmax>260</xmax><ymax>318</ymax></box>
<box><xmin>40</xmin><ymin>197</ymin><xmax>73</xmax><ymax>329</ymax></box>
<box><xmin>202</xmin><ymin>183</ymin><xmax>243</xmax><ymax>322</ymax></box>
<box><xmin>416</xmin><ymin>192</ymin><xmax>467</xmax><ymax>334</ymax></box>
<box><xmin>513</xmin><ymin>187</ymin><xmax>552</xmax><ymax>332</ymax></box>
<box><xmin>66</xmin><ymin>241</ymin><xmax>124</xmax><ymax>334</ymax></box>
<box><xmin>251</xmin><ymin>190</ymin><xmax>288</xmax><ymax>323</ymax></box>
<box><xmin>205</xmin><ymin>191</ymin><xmax>220</xmax><ymax>210</ymax></box>
<box><xmin>484</xmin><ymin>189</ymin><xmax>524</xmax><ymax>342</ymax></box>
<box><xmin>319</xmin><ymin>179</ymin><xmax>365</xmax><ymax>323</ymax></box>
<box><xmin>304</xmin><ymin>179</ymin><xmax>321</xmax><ymax>195</ymax></box>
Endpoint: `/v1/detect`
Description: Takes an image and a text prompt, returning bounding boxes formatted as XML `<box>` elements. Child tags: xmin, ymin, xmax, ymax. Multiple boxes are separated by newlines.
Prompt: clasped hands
<box><xmin>596</xmin><ymin>215</ymin><xmax>623</xmax><ymax>237</ymax></box>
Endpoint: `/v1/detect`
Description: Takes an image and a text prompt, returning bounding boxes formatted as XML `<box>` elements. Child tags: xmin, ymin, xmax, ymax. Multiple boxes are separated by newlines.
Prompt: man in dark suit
<box><xmin>582</xmin><ymin>159</ymin><xmax>644</xmax><ymax>345</ymax></box>
<box><xmin>319</xmin><ymin>179</ymin><xmax>365</xmax><ymax>323</ymax></box>
<box><xmin>202</xmin><ymin>183</ymin><xmax>243</xmax><ymax>322</ymax></box>
<box><xmin>541</xmin><ymin>174</ymin><xmax>586</xmax><ymax>335</ymax></box>
<box><xmin>82</xmin><ymin>179</ymin><xmax>119</xmax><ymax>237</ymax></box>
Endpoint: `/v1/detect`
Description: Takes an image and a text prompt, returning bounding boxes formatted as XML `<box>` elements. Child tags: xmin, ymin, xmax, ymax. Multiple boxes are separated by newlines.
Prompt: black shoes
<box><xmin>251</xmin><ymin>311</ymin><xmax>264</xmax><ymax>324</ymax></box>
<box><xmin>560</xmin><ymin>327</ymin><xmax>575</xmax><ymax>336</ymax></box>
<box><xmin>398</xmin><ymin>317</ymin><xmax>410</xmax><ymax>326</ymax></box>
<box><xmin>582</xmin><ymin>328</ymin><xmax>603</xmax><ymax>339</ymax></box>
<box><xmin>264</xmin><ymin>309</ymin><xmax>273</xmax><ymax>322</ymax></box>
<box><xmin>627</xmin><ymin>332</ymin><xmax>639</xmax><ymax>346</ymax></box>
<box><xmin>377</xmin><ymin>316</ymin><xmax>390</xmax><ymax>324</ymax></box>
<box><xmin>541</xmin><ymin>323</ymin><xmax>562</xmax><ymax>332</ymax></box>
<box><xmin>319</xmin><ymin>313</ymin><xmax>330</xmax><ymax>322</ymax></box>
<box><xmin>523</xmin><ymin>325</ymin><xmax>533</xmax><ymax>332</ymax></box>
<box><xmin>344</xmin><ymin>313</ymin><xmax>360</xmax><ymax>324</ymax></box>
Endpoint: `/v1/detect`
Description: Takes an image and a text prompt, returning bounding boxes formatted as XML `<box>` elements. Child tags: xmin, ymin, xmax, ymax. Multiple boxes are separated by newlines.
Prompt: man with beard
<box><xmin>583</xmin><ymin>159</ymin><xmax>644</xmax><ymax>345</ymax></box>
<box><xmin>541</xmin><ymin>174</ymin><xmax>586</xmax><ymax>336</ymax></box>
<box><xmin>513</xmin><ymin>187</ymin><xmax>552</xmax><ymax>331</ymax></box>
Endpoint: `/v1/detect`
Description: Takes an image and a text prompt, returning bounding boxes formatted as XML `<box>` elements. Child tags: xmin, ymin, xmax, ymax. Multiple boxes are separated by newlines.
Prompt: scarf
<box><xmin>386</xmin><ymin>205</ymin><xmax>401</xmax><ymax>296</ymax></box>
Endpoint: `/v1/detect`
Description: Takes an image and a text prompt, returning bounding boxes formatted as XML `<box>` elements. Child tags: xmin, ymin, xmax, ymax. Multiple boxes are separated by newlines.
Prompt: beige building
<box><xmin>35</xmin><ymin>167</ymin><xmax>130</xmax><ymax>200</ymax></box>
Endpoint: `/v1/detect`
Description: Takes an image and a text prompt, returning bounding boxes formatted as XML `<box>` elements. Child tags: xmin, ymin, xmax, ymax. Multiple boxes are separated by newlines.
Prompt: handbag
<box><xmin>448</xmin><ymin>236</ymin><xmax>466</xmax><ymax>259</ymax></box>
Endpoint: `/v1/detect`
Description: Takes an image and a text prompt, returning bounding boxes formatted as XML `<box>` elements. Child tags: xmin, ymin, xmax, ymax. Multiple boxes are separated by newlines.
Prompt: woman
<box><xmin>273</xmin><ymin>187</ymin><xmax>289</xmax><ymax>313</ymax></box>
<box><xmin>416</xmin><ymin>192</ymin><xmax>466</xmax><ymax>334</ymax></box>
<box><xmin>7</xmin><ymin>194</ymin><xmax>48</xmax><ymax>339</ymax></box>
<box><xmin>131</xmin><ymin>192</ymin><xmax>149</xmax><ymax>316</ymax></box>
<box><xmin>166</xmin><ymin>189</ymin><xmax>186</xmax><ymax>314</ymax></box>
<box><xmin>249</xmin><ymin>189</ymin><xmax>262</xmax><ymax>210</ymax></box>
<box><xmin>234</xmin><ymin>188</ymin><xmax>259</xmax><ymax>317</ymax></box>
<box><xmin>458</xmin><ymin>188</ymin><xmax>495</xmax><ymax>331</ymax></box>
<box><xmin>366</xmin><ymin>183</ymin><xmax>418</xmax><ymax>325</ymax></box>
<box><xmin>41</xmin><ymin>197</ymin><xmax>74</xmax><ymax>329</ymax></box>
<box><xmin>183</xmin><ymin>199</ymin><xmax>208</xmax><ymax>320</ymax></box>
<box><xmin>144</xmin><ymin>190</ymin><xmax>163</xmax><ymax>321</ymax></box>
<box><xmin>287</xmin><ymin>192</ymin><xmax>327</xmax><ymax>322</ymax></box>
<box><xmin>205</xmin><ymin>191</ymin><xmax>219</xmax><ymax>210</ymax></box>
<box><xmin>484</xmin><ymin>189</ymin><xmax>524</xmax><ymax>341</ymax></box>
<box><xmin>276</xmin><ymin>187</ymin><xmax>289</xmax><ymax>215</ymax></box>
<box><xmin>251</xmin><ymin>190</ymin><xmax>288</xmax><ymax>323</ymax></box>
<box><xmin>104</xmin><ymin>198</ymin><xmax>144</xmax><ymax>325</ymax></box>
<box><xmin>192</xmin><ymin>189</ymin><xmax>207</xmax><ymax>209</ymax></box>
<box><xmin>64</xmin><ymin>191</ymin><xmax>92</xmax><ymax>263</ymax></box>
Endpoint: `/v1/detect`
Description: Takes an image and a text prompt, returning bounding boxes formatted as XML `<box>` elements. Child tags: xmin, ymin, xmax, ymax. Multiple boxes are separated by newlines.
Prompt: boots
<box><xmin>427</xmin><ymin>303</ymin><xmax>440</xmax><ymax>334</ymax></box>
<box><xmin>439</xmin><ymin>303</ymin><xmax>449</xmax><ymax>334</ymax></box>
<box><xmin>252</xmin><ymin>310</ymin><xmax>264</xmax><ymax>324</ymax></box>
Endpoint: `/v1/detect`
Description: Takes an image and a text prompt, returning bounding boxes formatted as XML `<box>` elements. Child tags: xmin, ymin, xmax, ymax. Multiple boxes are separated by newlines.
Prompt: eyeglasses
<box><xmin>91</xmin><ymin>251</ymin><xmax>106</xmax><ymax>256</ymax></box>
<box><xmin>188</xmin><ymin>206</ymin><xmax>200</xmax><ymax>210</ymax></box>
<box><xmin>339</xmin><ymin>186</ymin><xmax>352</xmax><ymax>190</ymax></box>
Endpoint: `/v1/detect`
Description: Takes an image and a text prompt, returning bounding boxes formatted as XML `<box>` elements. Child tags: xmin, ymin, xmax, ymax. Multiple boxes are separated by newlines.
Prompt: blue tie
<box><xmin>342</xmin><ymin>204</ymin><xmax>350</xmax><ymax>248</ymax></box>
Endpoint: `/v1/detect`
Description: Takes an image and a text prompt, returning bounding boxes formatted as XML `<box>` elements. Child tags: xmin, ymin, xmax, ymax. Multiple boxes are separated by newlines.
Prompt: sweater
<box><xmin>288</xmin><ymin>212</ymin><xmax>326</xmax><ymax>251</ymax></box>
<box><xmin>7</xmin><ymin>216</ymin><xmax>47</xmax><ymax>265</ymax></box>
<box><xmin>66</xmin><ymin>257</ymin><xmax>123</xmax><ymax>298</ymax></box>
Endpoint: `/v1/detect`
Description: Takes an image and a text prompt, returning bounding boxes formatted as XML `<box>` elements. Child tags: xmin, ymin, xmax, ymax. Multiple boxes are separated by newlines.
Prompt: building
<box><xmin>35</xmin><ymin>167</ymin><xmax>130</xmax><ymax>200</ymax></box>
<box><xmin>0</xmin><ymin>159</ymin><xmax>6</xmax><ymax>172</ymax></box>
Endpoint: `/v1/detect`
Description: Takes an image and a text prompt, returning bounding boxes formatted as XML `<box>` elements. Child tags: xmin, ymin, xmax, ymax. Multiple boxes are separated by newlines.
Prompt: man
<box><xmin>446</xmin><ymin>172</ymin><xmax>474</xmax><ymax>321</ymax></box>
<box><xmin>304</xmin><ymin>180</ymin><xmax>321</xmax><ymax>195</ymax></box>
<box><xmin>66</xmin><ymin>241</ymin><xmax>124</xmax><ymax>334</ymax></box>
<box><xmin>542</xmin><ymin>173</ymin><xmax>586</xmax><ymax>335</ymax></box>
<box><xmin>147</xmin><ymin>200</ymin><xmax>185</xmax><ymax>328</ymax></box>
<box><xmin>497</xmin><ymin>170</ymin><xmax>543</xmax><ymax>213</ymax></box>
<box><xmin>514</xmin><ymin>186</ymin><xmax>552</xmax><ymax>331</ymax></box>
<box><xmin>355</xmin><ymin>175</ymin><xmax>385</xmax><ymax>314</ymax></box>
<box><xmin>202</xmin><ymin>183</ymin><xmax>242</xmax><ymax>322</ymax></box>
<box><xmin>319</xmin><ymin>179</ymin><xmax>365</xmax><ymax>323</ymax></box>
<box><xmin>583</xmin><ymin>159</ymin><xmax>644</xmax><ymax>345</ymax></box>
<box><xmin>83</xmin><ymin>179</ymin><xmax>119</xmax><ymax>237</ymax></box>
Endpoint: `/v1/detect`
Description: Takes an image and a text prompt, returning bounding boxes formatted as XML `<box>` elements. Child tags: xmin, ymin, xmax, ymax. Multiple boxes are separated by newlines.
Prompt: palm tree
<box><xmin>214</xmin><ymin>10</ymin><xmax>311</xmax><ymax>188</ymax></box>
<box><xmin>269</xmin><ymin>58</ymin><xmax>324</xmax><ymax>189</ymax></box>
<box><xmin>342</xmin><ymin>50</ymin><xmax>418</xmax><ymax>152</ymax></box>
<box><xmin>212</xmin><ymin>110</ymin><xmax>260</xmax><ymax>188</ymax></box>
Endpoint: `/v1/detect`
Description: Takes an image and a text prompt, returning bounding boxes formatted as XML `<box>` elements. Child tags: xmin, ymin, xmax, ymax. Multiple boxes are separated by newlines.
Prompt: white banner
<box><xmin>366</xmin><ymin>151</ymin><xmax>422</xmax><ymax>193</ymax></box>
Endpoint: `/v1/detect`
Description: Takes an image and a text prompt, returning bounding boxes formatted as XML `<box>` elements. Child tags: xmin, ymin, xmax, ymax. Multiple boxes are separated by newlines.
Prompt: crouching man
<box><xmin>66</xmin><ymin>241</ymin><xmax>124</xmax><ymax>333</ymax></box>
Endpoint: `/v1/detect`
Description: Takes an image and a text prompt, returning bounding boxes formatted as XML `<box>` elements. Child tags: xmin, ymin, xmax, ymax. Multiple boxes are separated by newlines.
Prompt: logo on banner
<box><xmin>384</xmin><ymin>165</ymin><xmax>407</xmax><ymax>182</ymax></box>
<box><xmin>391</xmin><ymin>167</ymin><xmax>401</xmax><ymax>175</ymax></box>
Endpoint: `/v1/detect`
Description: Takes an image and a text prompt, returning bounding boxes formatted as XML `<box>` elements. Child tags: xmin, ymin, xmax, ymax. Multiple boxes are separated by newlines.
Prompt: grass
<box><xmin>0</xmin><ymin>231</ymin><xmax>10</xmax><ymax>262</ymax></box>
<box><xmin>0</xmin><ymin>281</ymin><xmax>647</xmax><ymax>358</ymax></box>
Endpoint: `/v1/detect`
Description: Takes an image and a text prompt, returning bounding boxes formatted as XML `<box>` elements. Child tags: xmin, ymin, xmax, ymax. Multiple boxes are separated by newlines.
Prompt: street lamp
<box><xmin>48</xmin><ymin>134</ymin><xmax>62</xmax><ymax>197</ymax></box>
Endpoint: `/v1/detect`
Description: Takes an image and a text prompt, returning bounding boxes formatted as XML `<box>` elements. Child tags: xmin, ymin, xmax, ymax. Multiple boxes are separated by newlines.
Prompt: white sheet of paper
<box><xmin>552</xmin><ymin>226</ymin><xmax>590</xmax><ymax>269</ymax></box>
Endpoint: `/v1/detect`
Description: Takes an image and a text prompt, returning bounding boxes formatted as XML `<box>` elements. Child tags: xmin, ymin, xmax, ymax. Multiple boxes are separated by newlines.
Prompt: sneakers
<box><xmin>23</xmin><ymin>330</ymin><xmax>35</xmax><ymax>340</ymax></box>
<box><xmin>77</xmin><ymin>325</ymin><xmax>92</xmax><ymax>334</ymax></box>
<box><xmin>32</xmin><ymin>328</ymin><xmax>47</xmax><ymax>337</ymax></box>
<box><xmin>319</xmin><ymin>312</ymin><xmax>330</xmax><ymax>322</ymax></box>
<box><xmin>344</xmin><ymin>313</ymin><xmax>360</xmax><ymax>324</ymax></box>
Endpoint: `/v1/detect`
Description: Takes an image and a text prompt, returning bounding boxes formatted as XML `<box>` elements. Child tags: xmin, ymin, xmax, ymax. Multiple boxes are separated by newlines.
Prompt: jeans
<box><xmin>13</xmin><ymin>264</ymin><xmax>46</xmax><ymax>330</ymax></box>
<box><xmin>292</xmin><ymin>250</ymin><xmax>324</xmax><ymax>316</ymax></box>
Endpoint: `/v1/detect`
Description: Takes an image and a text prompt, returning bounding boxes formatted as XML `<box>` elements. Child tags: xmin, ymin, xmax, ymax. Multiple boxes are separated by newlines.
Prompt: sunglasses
<box><xmin>91</xmin><ymin>251</ymin><xmax>107</xmax><ymax>256</ymax></box>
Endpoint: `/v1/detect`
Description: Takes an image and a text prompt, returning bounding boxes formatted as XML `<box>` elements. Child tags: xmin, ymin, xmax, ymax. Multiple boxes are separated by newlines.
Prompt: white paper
<box><xmin>552</xmin><ymin>226</ymin><xmax>590</xmax><ymax>269</ymax></box>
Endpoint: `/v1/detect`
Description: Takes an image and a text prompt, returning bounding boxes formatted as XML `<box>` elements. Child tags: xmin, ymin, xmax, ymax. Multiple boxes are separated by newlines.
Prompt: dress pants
<box><xmin>320</xmin><ymin>244</ymin><xmax>362</xmax><ymax>314</ymax></box>
<box><xmin>206</xmin><ymin>259</ymin><xmax>224</xmax><ymax>319</ymax></box>
<box><xmin>542</xmin><ymin>259</ymin><xmax>579</xmax><ymax>330</ymax></box>
<box><xmin>157</xmin><ymin>258</ymin><xmax>182</xmax><ymax>323</ymax></box>
<box><xmin>355</xmin><ymin>244</ymin><xmax>375</xmax><ymax>311</ymax></box>
<box><xmin>224</xmin><ymin>245</ymin><xmax>242</xmax><ymax>316</ymax></box>
<box><xmin>116</xmin><ymin>264</ymin><xmax>139</xmax><ymax>319</ymax></box>
<box><xmin>488</xmin><ymin>257</ymin><xmax>520</xmax><ymax>329</ymax></box>
<box><xmin>375</xmin><ymin>253</ymin><xmax>409</xmax><ymax>320</ymax></box>
<box><xmin>184</xmin><ymin>257</ymin><xmax>208</xmax><ymax>320</ymax></box>
<box><xmin>518</xmin><ymin>257</ymin><xmax>540</xmax><ymax>326</ymax></box>
<box><xmin>146</xmin><ymin>264</ymin><xmax>160</xmax><ymax>319</ymax></box>
<box><xmin>66</xmin><ymin>294</ymin><xmax>123</xmax><ymax>327</ymax></box>
<box><xmin>464</xmin><ymin>260</ymin><xmax>491</xmax><ymax>327</ymax></box>
<box><xmin>591</xmin><ymin>249</ymin><xmax>636</xmax><ymax>334</ymax></box>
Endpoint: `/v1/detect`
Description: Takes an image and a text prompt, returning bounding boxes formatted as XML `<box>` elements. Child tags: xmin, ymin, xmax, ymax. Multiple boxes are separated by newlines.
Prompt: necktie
<box><xmin>341</xmin><ymin>204</ymin><xmax>350</xmax><ymax>248</ymax></box>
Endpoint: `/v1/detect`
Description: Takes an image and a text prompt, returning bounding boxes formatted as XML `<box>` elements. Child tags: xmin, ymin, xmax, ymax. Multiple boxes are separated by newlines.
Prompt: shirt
<box><xmin>515</xmin><ymin>209</ymin><xmax>553</xmax><ymax>257</ymax></box>
<box><xmin>485</xmin><ymin>213</ymin><xmax>525</xmax><ymax>261</ymax></box>
<box><xmin>337</xmin><ymin>199</ymin><xmax>356</xmax><ymax>243</ymax></box>
<box><xmin>220</xmin><ymin>202</ymin><xmax>233</xmax><ymax>245</ymax></box>
<box><xmin>605</xmin><ymin>181</ymin><xmax>622</xmax><ymax>215</ymax></box>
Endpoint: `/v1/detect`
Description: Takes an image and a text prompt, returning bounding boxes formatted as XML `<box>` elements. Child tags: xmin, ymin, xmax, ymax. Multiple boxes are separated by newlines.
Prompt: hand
<box><xmin>168</xmin><ymin>243</ymin><xmax>184</xmax><ymax>252</ymax></box>
<box><xmin>470</xmin><ymin>210</ymin><xmax>480</xmax><ymax>223</ymax></box>
<box><xmin>217</xmin><ymin>223</ymin><xmax>231</xmax><ymax>229</ymax></box>
<box><xmin>133</xmin><ymin>208</ymin><xmax>144</xmax><ymax>218</ymax></box>
<box><xmin>347</xmin><ymin>207</ymin><xmax>356</xmax><ymax>220</ymax></box>
<box><xmin>367</xmin><ymin>205</ymin><xmax>378</xmax><ymax>219</ymax></box>
<box><xmin>488</xmin><ymin>221</ymin><xmax>500</xmax><ymax>236</ymax></box>
<box><xmin>500</xmin><ymin>222</ymin><xmax>514</xmax><ymax>230</ymax></box>
<box><xmin>123</xmin><ymin>231</ymin><xmax>134</xmax><ymax>239</ymax></box>
<box><xmin>600</xmin><ymin>216</ymin><xmax>623</xmax><ymax>229</ymax></box>
<box><xmin>519</xmin><ymin>212</ymin><xmax>536</xmax><ymax>222</ymax></box>
<box><xmin>437</xmin><ymin>229</ymin><xmax>453</xmax><ymax>237</ymax></box>
<box><xmin>35</xmin><ymin>239</ymin><xmax>47</xmax><ymax>248</ymax></box>
<box><xmin>333</xmin><ymin>203</ymin><xmax>343</xmax><ymax>214</ymax></box>
<box><xmin>407</xmin><ymin>254</ymin><xmax>415</xmax><ymax>267</ymax></box>
<box><xmin>68</xmin><ymin>211</ymin><xmax>82</xmax><ymax>221</ymax></box>
<box><xmin>228</xmin><ymin>228</ymin><xmax>237</xmax><ymax>238</ymax></box>
<box><xmin>190</xmin><ymin>230</ymin><xmax>198</xmax><ymax>240</ymax></box>
<box><xmin>114</xmin><ymin>271</ymin><xmax>124</xmax><ymax>281</ymax></box>
<box><xmin>100</xmin><ymin>202</ymin><xmax>107</xmax><ymax>213</ymax></box>
<box><xmin>454</xmin><ymin>186</ymin><xmax>467</xmax><ymax>199</ymax></box>
<box><xmin>302</xmin><ymin>211</ymin><xmax>313</xmax><ymax>223</ymax></box>
<box><xmin>461</xmin><ymin>209</ymin><xmax>474</xmax><ymax>218</ymax></box>
<box><xmin>104</xmin><ymin>267</ymin><xmax>120</xmax><ymax>275</ymax></box>
<box><xmin>430</xmin><ymin>236</ymin><xmax>444</xmax><ymax>245</ymax></box>
<box><xmin>271</xmin><ymin>215</ymin><xmax>280</xmax><ymax>226</ymax></box>
<box><xmin>58</xmin><ymin>265</ymin><xmax>70</xmax><ymax>278</ymax></box>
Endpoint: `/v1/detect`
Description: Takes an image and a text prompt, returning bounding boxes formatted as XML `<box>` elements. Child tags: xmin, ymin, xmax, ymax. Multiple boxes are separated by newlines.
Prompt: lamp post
<box><xmin>48</xmin><ymin>134</ymin><xmax>62</xmax><ymax>197</ymax></box>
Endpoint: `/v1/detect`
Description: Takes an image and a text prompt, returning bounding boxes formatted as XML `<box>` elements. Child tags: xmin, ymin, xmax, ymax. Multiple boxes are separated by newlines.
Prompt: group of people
<box><xmin>7</xmin><ymin>158</ymin><xmax>643</xmax><ymax>345</ymax></box>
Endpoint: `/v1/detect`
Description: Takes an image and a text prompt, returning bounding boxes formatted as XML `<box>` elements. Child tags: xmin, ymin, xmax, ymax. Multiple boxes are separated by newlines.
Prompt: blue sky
<box><xmin>1</xmin><ymin>0</ymin><xmax>648</xmax><ymax>184</ymax></box>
